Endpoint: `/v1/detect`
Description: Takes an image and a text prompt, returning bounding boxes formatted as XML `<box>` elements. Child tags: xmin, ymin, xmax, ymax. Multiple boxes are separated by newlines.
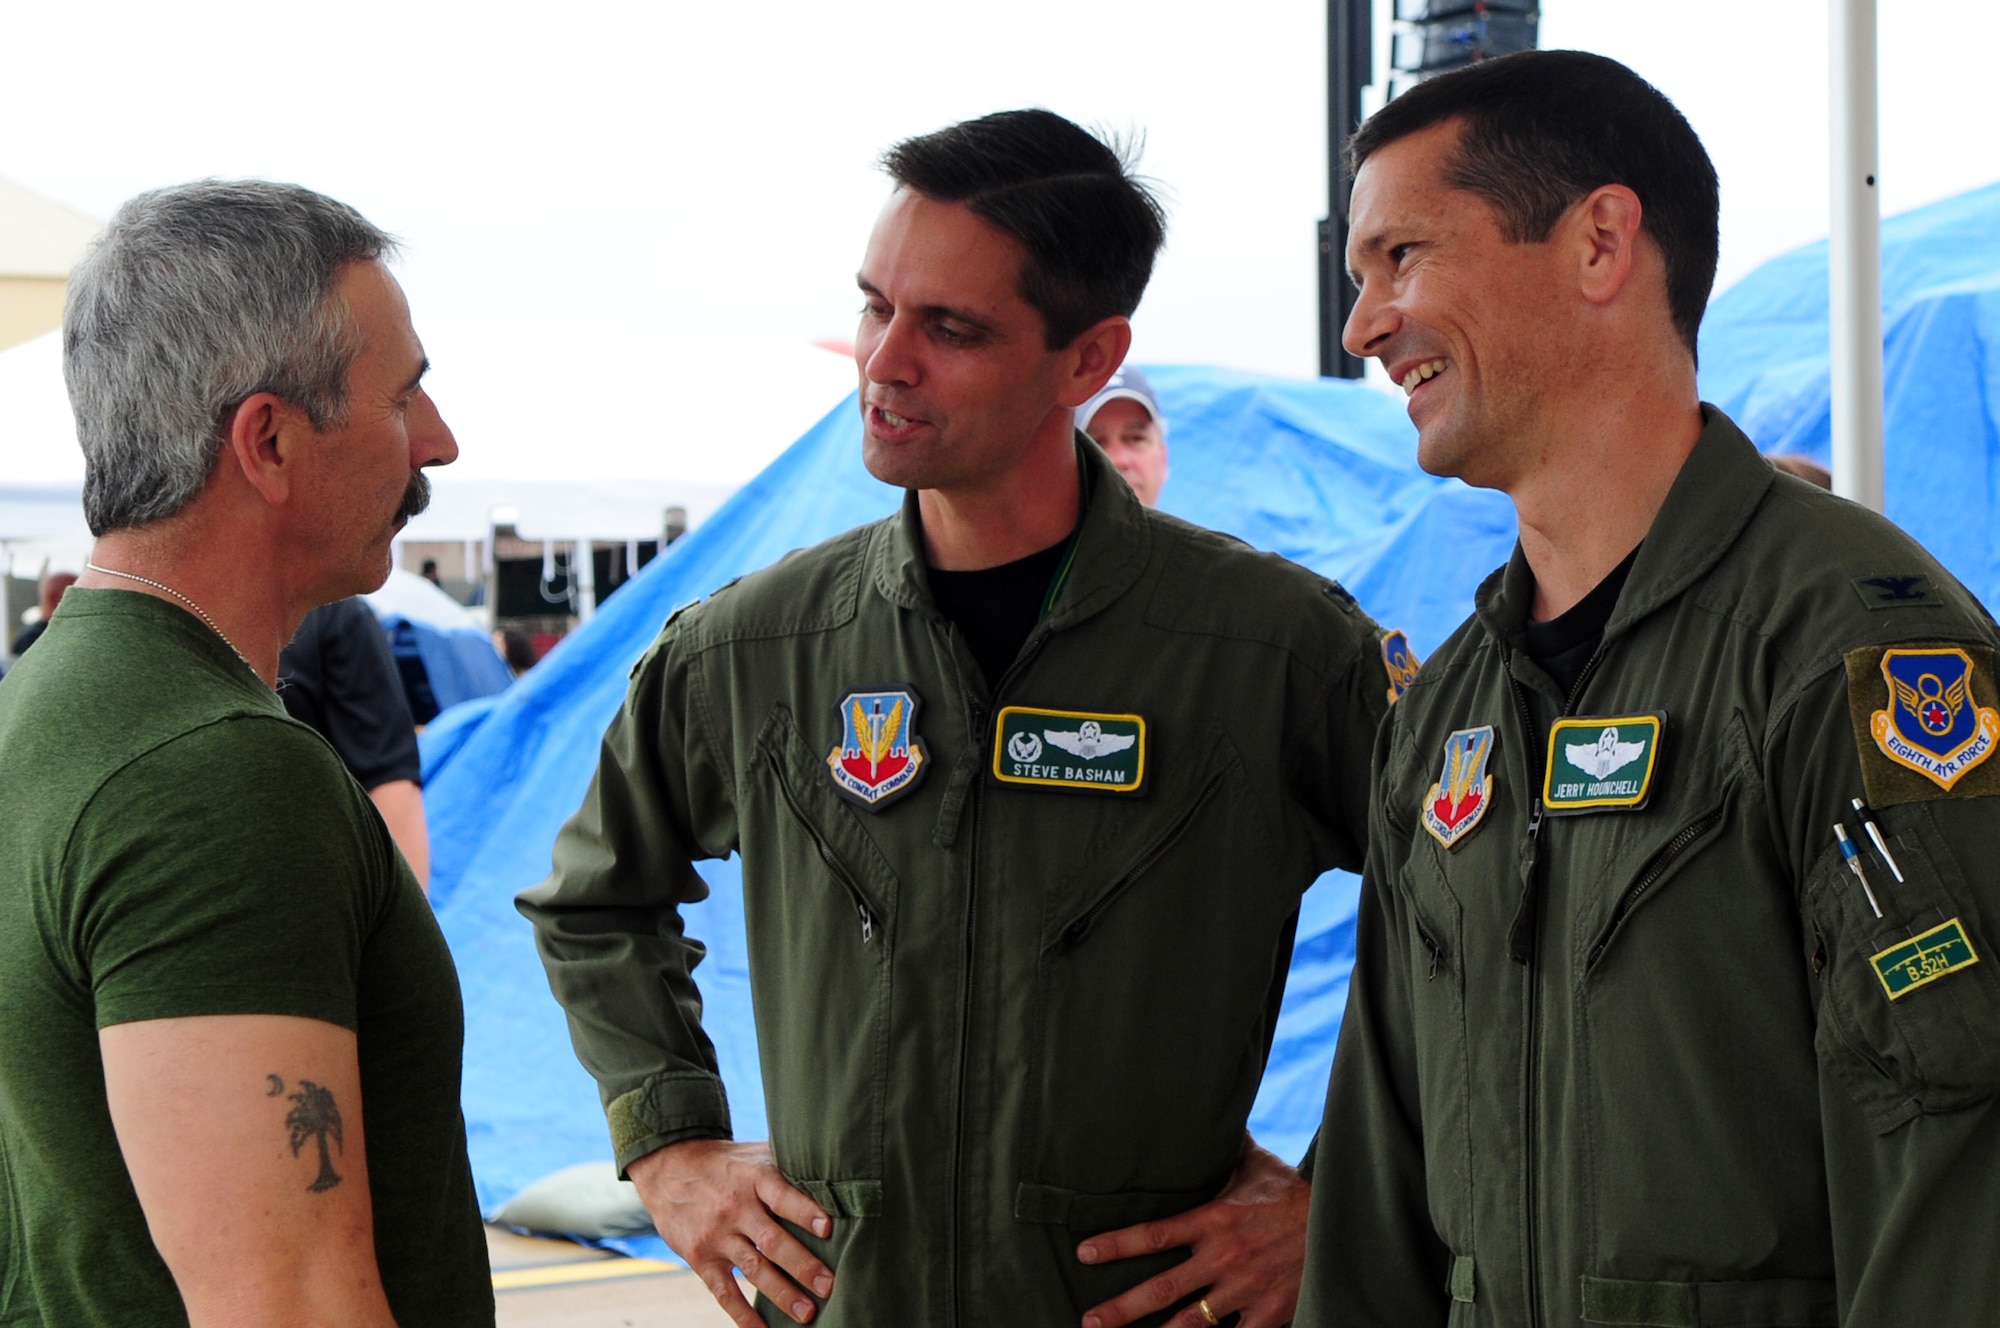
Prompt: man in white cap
<box><xmin>1079</xmin><ymin>364</ymin><xmax>1169</xmax><ymax>507</ymax></box>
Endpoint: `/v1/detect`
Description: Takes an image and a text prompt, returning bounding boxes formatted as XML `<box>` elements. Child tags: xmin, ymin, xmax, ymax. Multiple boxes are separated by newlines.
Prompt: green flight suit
<box><xmin>1297</xmin><ymin>410</ymin><xmax>2000</xmax><ymax>1326</ymax></box>
<box><xmin>521</xmin><ymin>440</ymin><xmax>1393</xmax><ymax>1326</ymax></box>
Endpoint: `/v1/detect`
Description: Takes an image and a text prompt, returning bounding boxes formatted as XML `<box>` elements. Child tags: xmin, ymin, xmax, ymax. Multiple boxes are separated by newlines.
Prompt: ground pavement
<box><xmin>487</xmin><ymin>1225</ymin><xmax>734</xmax><ymax>1327</ymax></box>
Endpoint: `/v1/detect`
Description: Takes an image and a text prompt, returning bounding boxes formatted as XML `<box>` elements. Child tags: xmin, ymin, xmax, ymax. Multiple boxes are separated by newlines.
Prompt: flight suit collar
<box><xmin>870</xmin><ymin>432</ymin><xmax>1152</xmax><ymax>631</ymax></box>
<box><xmin>1475</xmin><ymin>405</ymin><xmax>1772</xmax><ymax>656</ymax></box>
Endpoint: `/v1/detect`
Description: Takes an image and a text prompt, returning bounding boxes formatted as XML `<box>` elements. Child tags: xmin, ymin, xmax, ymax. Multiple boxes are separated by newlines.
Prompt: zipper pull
<box><xmin>1508</xmin><ymin>798</ymin><xmax>1545</xmax><ymax>965</ymax></box>
<box><xmin>1425</xmin><ymin>937</ymin><xmax>1440</xmax><ymax>981</ymax></box>
<box><xmin>858</xmin><ymin>903</ymin><xmax>875</xmax><ymax>943</ymax></box>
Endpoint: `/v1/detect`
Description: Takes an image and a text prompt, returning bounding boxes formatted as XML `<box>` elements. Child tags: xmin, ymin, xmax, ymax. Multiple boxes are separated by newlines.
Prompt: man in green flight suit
<box><xmin>521</xmin><ymin>110</ymin><xmax>1400</xmax><ymax>1328</ymax></box>
<box><xmin>1297</xmin><ymin>50</ymin><xmax>2000</xmax><ymax>1327</ymax></box>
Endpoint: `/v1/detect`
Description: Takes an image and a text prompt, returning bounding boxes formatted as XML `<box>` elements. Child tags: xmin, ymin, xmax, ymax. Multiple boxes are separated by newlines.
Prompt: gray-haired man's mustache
<box><xmin>396</xmin><ymin>471</ymin><xmax>432</xmax><ymax>524</ymax></box>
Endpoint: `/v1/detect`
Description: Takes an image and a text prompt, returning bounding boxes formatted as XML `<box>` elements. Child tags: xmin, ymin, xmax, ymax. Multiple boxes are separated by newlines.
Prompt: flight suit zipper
<box><xmin>1583</xmin><ymin>808</ymin><xmax>1724</xmax><ymax>973</ymax></box>
<box><xmin>951</xmin><ymin>629</ymin><xmax>1049</xmax><ymax>1324</ymax></box>
<box><xmin>772</xmin><ymin>771</ymin><xmax>878</xmax><ymax>942</ymax></box>
<box><xmin>1415</xmin><ymin>917</ymin><xmax>1444</xmax><ymax>981</ymax></box>
<box><xmin>1049</xmin><ymin>768</ymin><xmax>1227</xmax><ymax>955</ymax></box>
<box><xmin>1508</xmin><ymin>644</ymin><xmax>1603</xmax><ymax>1328</ymax></box>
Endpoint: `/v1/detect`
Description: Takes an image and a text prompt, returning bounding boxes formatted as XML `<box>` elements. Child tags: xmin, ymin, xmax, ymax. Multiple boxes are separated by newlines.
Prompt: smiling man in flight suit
<box><xmin>521</xmin><ymin>110</ymin><xmax>1400</xmax><ymax>1328</ymax></box>
<box><xmin>1297</xmin><ymin>50</ymin><xmax>2000</xmax><ymax>1327</ymax></box>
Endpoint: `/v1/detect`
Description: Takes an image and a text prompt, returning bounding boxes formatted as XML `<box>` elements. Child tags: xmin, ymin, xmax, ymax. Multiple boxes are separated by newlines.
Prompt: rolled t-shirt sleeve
<box><xmin>64</xmin><ymin>716</ymin><xmax>393</xmax><ymax>1031</ymax></box>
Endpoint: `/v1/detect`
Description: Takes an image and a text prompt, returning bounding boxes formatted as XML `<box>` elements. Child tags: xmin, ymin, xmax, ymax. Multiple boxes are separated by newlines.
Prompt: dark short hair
<box><xmin>882</xmin><ymin>109</ymin><xmax>1167</xmax><ymax>349</ymax></box>
<box><xmin>1350</xmin><ymin>50</ymin><xmax>1718</xmax><ymax>356</ymax></box>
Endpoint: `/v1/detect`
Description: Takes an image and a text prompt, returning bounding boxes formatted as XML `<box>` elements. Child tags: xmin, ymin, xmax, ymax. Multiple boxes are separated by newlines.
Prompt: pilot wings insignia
<box><xmin>1564</xmin><ymin>727</ymin><xmax>1648</xmax><ymax>779</ymax></box>
<box><xmin>1042</xmin><ymin>720</ymin><xmax>1136</xmax><ymax>761</ymax></box>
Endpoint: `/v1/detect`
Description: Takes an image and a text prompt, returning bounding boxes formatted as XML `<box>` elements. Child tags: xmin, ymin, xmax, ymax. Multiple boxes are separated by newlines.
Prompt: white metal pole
<box><xmin>1828</xmin><ymin>0</ymin><xmax>1884</xmax><ymax>511</ymax></box>
<box><xmin>574</xmin><ymin>538</ymin><xmax>596</xmax><ymax>624</ymax></box>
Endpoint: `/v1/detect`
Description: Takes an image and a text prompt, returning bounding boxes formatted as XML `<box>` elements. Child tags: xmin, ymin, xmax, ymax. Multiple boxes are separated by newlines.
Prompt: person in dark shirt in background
<box><xmin>281</xmin><ymin>597</ymin><xmax>431</xmax><ymax>890</ymax></box>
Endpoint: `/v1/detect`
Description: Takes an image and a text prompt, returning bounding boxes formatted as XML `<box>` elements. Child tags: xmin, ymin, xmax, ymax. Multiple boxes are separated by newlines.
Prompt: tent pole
<box><xmin>575</xmin><ymin>538</ymin><xmax>596</xmax><ymax>624</ymax></box>
<box><xmin>1828</xmin><ymin>0</ymin><xmax>1884</xmax><ymax>511</ymax></box>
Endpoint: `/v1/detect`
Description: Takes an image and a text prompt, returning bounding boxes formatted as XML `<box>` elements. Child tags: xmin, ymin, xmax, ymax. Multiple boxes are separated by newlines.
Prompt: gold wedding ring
<box><xmin>1198</xmin><ymin>1297</ymin><xmax>1221</xmax><ymax>1326</ymax></box>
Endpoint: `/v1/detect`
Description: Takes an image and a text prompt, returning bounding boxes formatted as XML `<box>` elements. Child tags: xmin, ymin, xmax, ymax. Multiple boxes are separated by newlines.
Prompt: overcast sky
<box><xmin>3</xmin><ymin>1</ymin><xmax>1993</xmax><ymax>381</ymax></box>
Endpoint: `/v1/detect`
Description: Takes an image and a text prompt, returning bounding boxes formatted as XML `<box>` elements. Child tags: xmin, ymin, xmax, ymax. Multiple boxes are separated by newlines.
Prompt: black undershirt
<box><xmin>1523</xmin><ymin>544</ymin><xmax>1640</xmax><ymax>697</ymax></box>
<box><xmin>927</xmin><ymin>539</ymin><xmax>1071</xmax><ymax>687</ymax></box>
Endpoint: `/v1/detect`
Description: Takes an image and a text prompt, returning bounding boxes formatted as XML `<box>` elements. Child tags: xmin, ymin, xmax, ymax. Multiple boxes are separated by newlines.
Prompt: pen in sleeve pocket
<box><xmin>1850</xmin><ymin>797</ymin><xmax>1906</xmax><ymax>883</ymax></box>
<box><xmin>1834</xmin><ymin>823</ymin><xmax>1883</xmax><ymax>919</ymax></box>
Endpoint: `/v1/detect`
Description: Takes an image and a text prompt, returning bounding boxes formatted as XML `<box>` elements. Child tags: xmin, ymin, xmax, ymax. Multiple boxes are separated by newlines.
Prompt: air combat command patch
<box><xmin>1846</xmin><ymin>643</ymin><xmax>2000</xmax><ymax>804</ymax></box>
<box><xmin>1382</xmin><ymin>630</ymin><xmax>1422</xmax><ymax>704</ymax></box>
<box><xmin>1423</xmin><ymin>726</ymin><xmax>1495</xmax><ymax>849</ymax></box>
<box><xmin>826</xmin><ymin>686</ymin><xmax>928</xmax><ymax>811</ymax></box>
<box><xmin>991</xmin><ymin>706</ymin><xmax>1146</xmax><ymax>794</ymax></box>
<box><xmin>1542</xmin><ymin>713</ymin><xmax>1666</xmax><ymax>814</ymax></box>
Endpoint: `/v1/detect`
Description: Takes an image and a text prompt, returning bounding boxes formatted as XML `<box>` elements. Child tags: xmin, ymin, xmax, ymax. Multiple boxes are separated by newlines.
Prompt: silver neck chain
<box><xmin>85</xmin><ymin>561</ymin><xmax>261</xmax><ymax>680</ymax></box>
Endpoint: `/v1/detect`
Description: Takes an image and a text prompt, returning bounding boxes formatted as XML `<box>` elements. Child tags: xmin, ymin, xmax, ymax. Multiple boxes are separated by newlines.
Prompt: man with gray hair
<box><xmin>0</xmin><ymin>181</ymin><xmax>491</xmax><ymax>1326</ymax></box>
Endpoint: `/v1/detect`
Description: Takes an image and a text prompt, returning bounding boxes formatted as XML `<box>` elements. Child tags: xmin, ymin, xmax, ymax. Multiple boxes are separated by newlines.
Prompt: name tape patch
<box><xmin>1542</xmin><ymin>713</ymin><xmax>1666</xmax><ymax>814</ymax></box>
<box><xmin>992</xmin><ymin>706</ymin><xmax>1146</xmax><ymax>794</ymax></box>
<box><xmin>1873</xmin><ymin>917</ymin><xmax>1981</xmax><ymax>1000</ymax></box>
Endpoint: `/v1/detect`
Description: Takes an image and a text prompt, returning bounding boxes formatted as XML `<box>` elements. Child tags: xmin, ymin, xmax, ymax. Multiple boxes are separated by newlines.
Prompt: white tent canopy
<box><xmin>0</xmin><ymin>175</ymin><xmax>101</xmax><ymax>279</ymax></box>
<box><xmin>0</xmin><ymin>321</ymin><xmax>856</xmax><ymax>574</ymax></box>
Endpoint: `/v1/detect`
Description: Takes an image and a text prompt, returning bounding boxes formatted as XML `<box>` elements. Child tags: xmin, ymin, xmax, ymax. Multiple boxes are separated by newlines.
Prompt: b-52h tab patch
<box><xmin>1873</xmin><ymin>917</ymin><xmax>1981</xmax><ymax>1000</ymax></box>
<box><xmin>991</xmin><ymin>706</ymin><xmax>1147</xmax><ymax>794</ymax></box>
<box><xmin>1847</xmin><ymin>643</ymin><xmax>2000</xmax><ymax>804</ymax></box>
<box><xmin>1542</xmin><ymin>714</ymin><xmax>1665</xmax><ymax>814</ymax></box>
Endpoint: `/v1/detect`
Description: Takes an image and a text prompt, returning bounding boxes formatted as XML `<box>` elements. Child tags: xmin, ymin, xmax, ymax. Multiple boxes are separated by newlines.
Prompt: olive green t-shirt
<box><xmin>0</xmin><ymin>589</ymin><xmax>491</xmax><ymax>1326</ymax></box>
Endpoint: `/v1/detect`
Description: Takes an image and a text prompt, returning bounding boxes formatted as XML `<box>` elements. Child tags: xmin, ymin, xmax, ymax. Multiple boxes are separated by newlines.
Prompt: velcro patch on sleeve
<box><xmin>1845</xmin><ymin>642</ymin><xmax>2000</xmax><ymax>806</ymax></box>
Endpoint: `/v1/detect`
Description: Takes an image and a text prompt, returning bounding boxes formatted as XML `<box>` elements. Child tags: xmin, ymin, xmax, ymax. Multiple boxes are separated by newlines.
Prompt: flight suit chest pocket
<box><xmin>1806</xmin><ymin>798</ymin><xmax>2000</xmax><ymax>1132</ymax></box>
<box><xmin>746</xmin><ymin>706</ymin><xmax>899</xmax><ymax>1184</ymax></box>
<box><xmin>1018</xmin><ymin>733</ymin><xmax>1288</xmax><ymax>1198</ymax></box>
<box><xmin>1399</xmin><ymin>837</ymin><xmax>1473</xmax><ymax>1249</ymax></box>
<box><xmin>752</xmin><ymin>707</ymin><xmax>898</xmax><ymax>949</ymax></box>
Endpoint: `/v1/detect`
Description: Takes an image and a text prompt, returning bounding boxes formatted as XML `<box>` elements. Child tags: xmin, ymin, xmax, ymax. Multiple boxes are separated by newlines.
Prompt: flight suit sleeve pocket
<box><xmin>1806</xmin><ymin>801</ymin><xmax>2000</xmax><ymax>1132</ymax></box>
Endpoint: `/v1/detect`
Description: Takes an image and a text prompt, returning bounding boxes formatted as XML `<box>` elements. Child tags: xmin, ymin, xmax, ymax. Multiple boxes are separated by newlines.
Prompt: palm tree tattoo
<box><xmin>283</xmin><ymin>1080</ymin><xmax>345</xmax><ymax>1193</ymax></box>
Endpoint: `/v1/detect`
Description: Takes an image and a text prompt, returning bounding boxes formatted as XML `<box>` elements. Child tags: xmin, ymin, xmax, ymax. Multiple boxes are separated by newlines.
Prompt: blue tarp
<box><xmin>1698</xmin><ymin>179</ymin><xmax>2000</xmax><ymax>612</ymax></box>
<box><xmin>427</xmin><ymin>177</ymin><xmax>2000</xmax><ymax>1254</ymax></box>
<box><xmin>378</xmin><ymin>615</ymin><xmax>514</xmax><ymax>718</ymax></box>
